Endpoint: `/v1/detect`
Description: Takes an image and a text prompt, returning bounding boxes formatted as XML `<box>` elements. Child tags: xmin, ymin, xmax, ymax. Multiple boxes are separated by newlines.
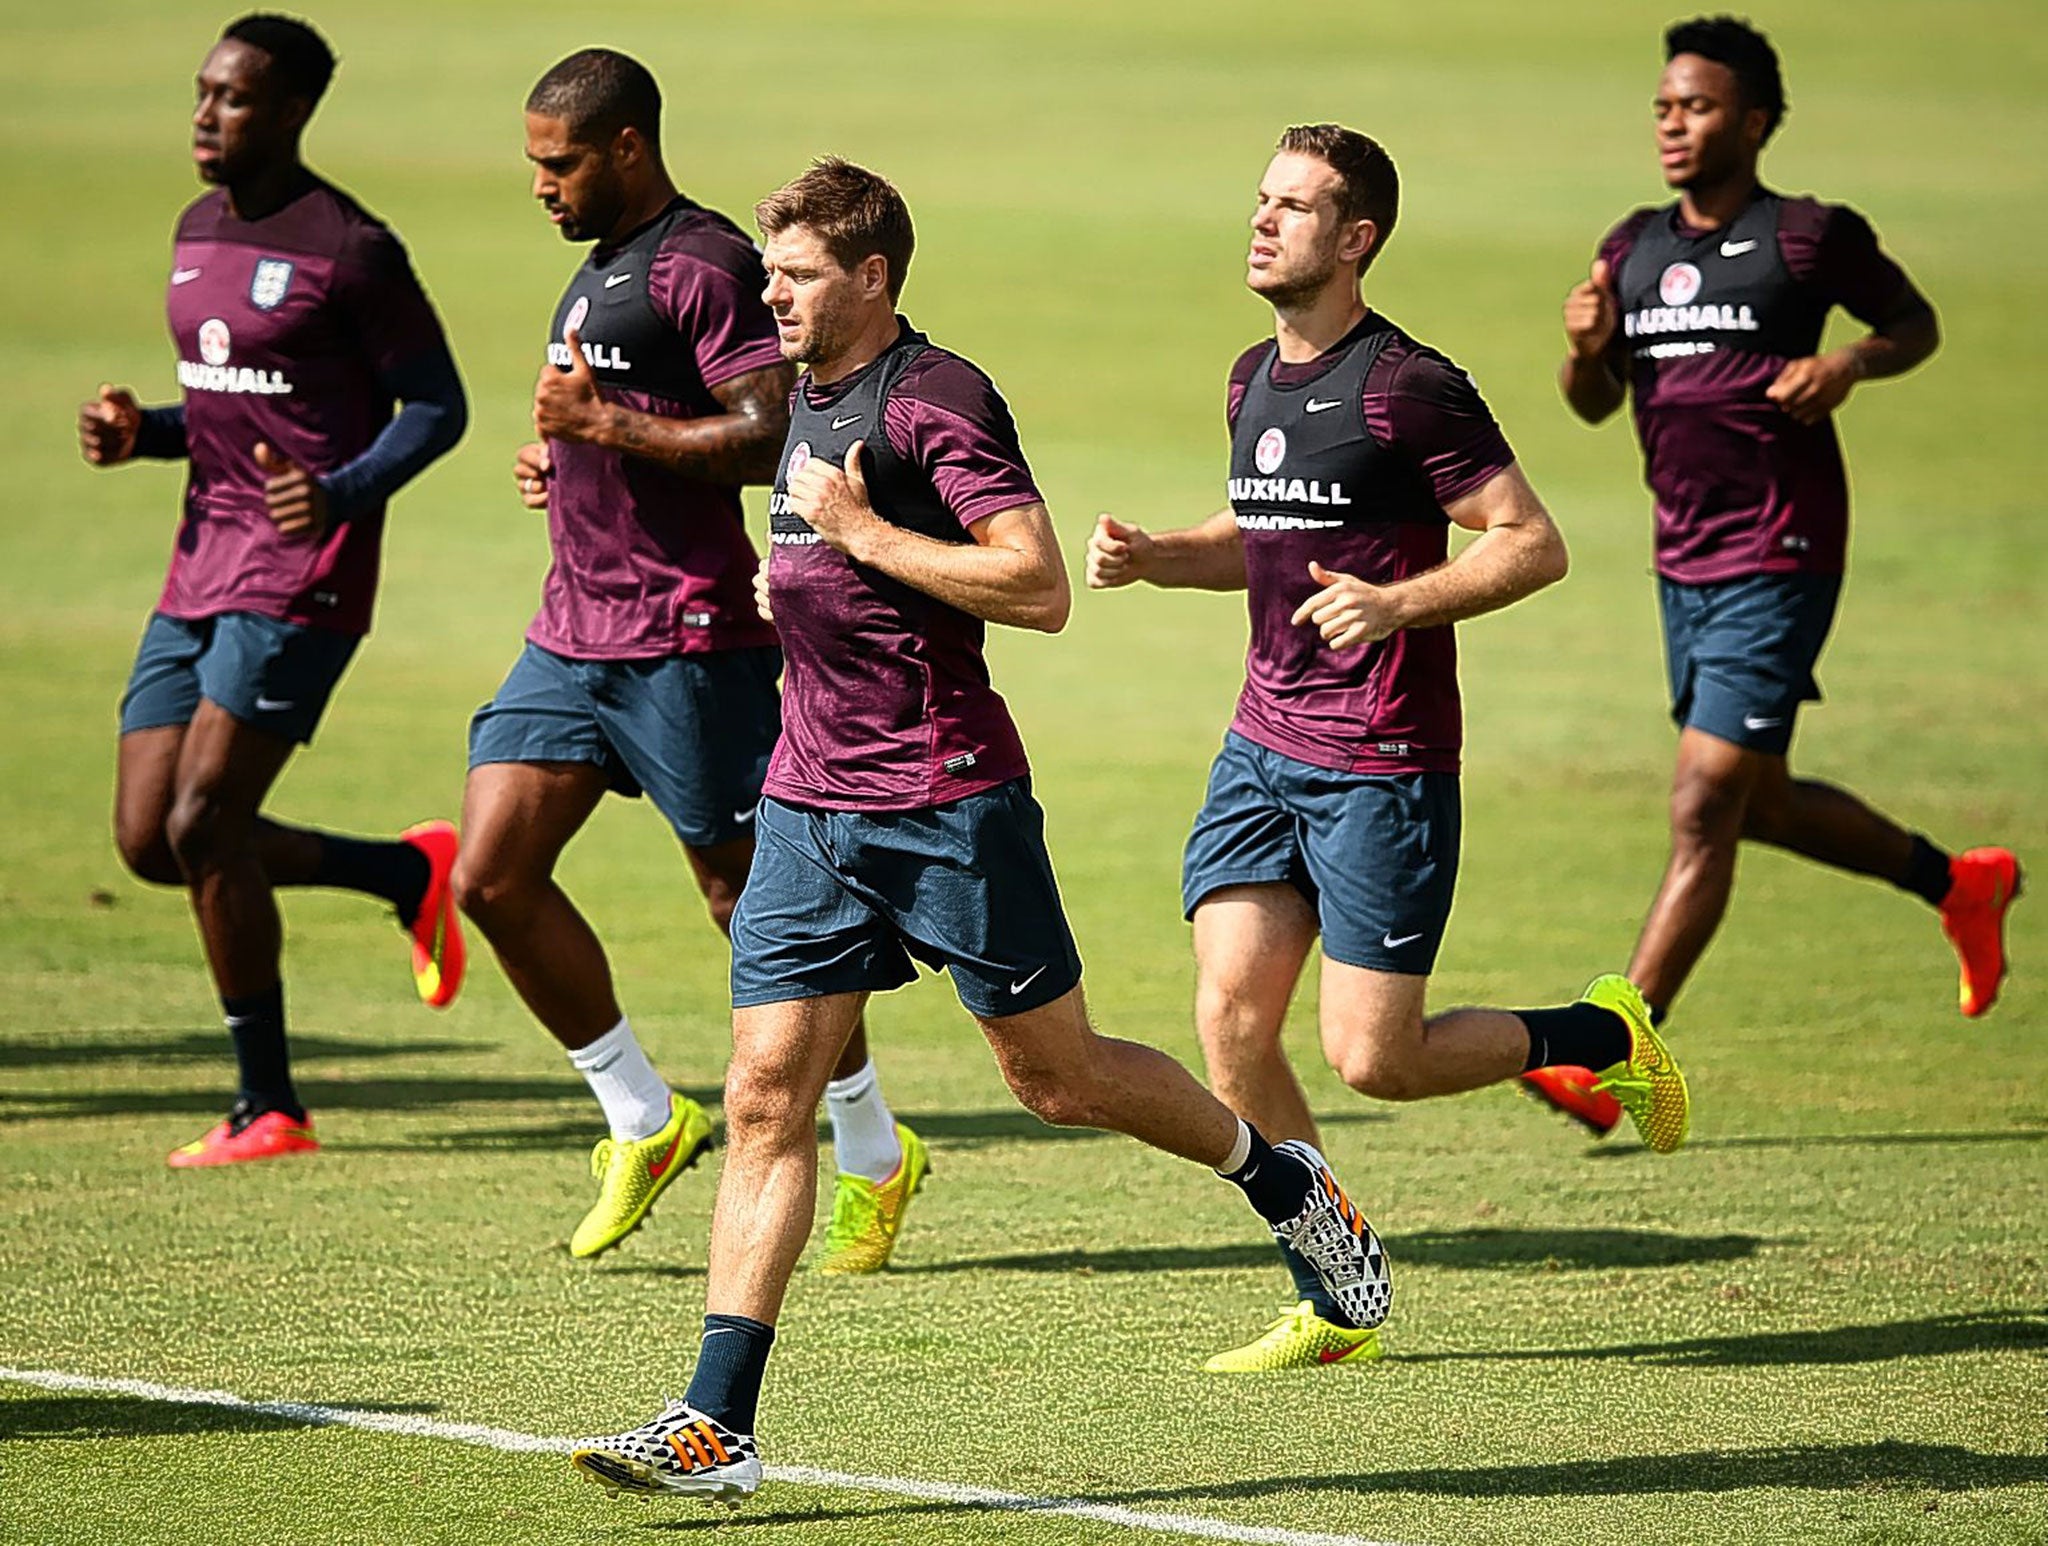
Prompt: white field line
<box><xmin>0</xmin><ymin>1366</ymin><xmax>1410</xmax><ymax>1546</ymax></box>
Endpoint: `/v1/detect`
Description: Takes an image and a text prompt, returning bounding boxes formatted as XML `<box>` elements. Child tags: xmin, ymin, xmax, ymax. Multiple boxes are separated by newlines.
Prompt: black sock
<box><xmin>1279</xmin><ymin>1239</ymin><xmax>1357</xmax><ymax>1329</ymax></box>
<box><xmin>310</xmin><ymin>834</ymin><xmax>433</xmax><ymax>927</ymax></box>
<box><xmin>1219</xmin><ymin>1123</ymin><xmax>1313</xmax><ymax>1227</ymax></box>
<box><xmin>1900</xmin><ymin>834</ymin><xmax>1954</xmax><ymax>908</ymax></box>
<box><xmin>1518</xmin><ymin>1003</ymin><xmax>1632</xmax><ymax>1073</ymax></box>
<box><xmin>1651</xmin><ymin>1002</ymin><xmax>1670</xmax><ymax>1027</ymax></box>
<box><xmin>684</xmin><ymin>1313</ymin><xmax>775</xmax><ymax>1434</ymax></box>
<box><xmin>223</xmin><ymin>983</ymin><xmax>301</xmax><ymax>1121</ymax></box>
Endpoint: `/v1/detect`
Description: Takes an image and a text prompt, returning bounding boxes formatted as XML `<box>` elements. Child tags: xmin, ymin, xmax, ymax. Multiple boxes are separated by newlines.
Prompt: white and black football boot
<box><xmin>1267</xmin><ymin>1139</ymin><xmax>1393</xmax><ymax>1330</ymax></box>
<box><xmin>570</xmin><ymin>1399</ymin><xmax>762</xmax><ymax>1504</ymax></box>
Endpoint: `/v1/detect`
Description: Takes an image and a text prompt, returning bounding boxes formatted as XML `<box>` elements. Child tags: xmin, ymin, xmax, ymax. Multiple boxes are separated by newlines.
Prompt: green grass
<box><xmin>3</xmin><ymin>1</ymin><xmax>2045</xmax><ymax>1542</ymax></box>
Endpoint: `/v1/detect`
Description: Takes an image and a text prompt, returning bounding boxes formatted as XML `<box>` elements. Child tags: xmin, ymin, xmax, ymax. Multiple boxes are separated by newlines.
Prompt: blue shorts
<box><xmin>730</xmin><ymin>778</ymin><xmax>1084</xmax><ymax>1019</ymax></box>
<box><xmin>1660</xmin><ymin>573</ymin><xmax>1841</xmax><ymax>756</ymax></box>
<box><xmin>468</xmin><ymin>642</ymin><xmax>782</xmax><ymax>849</ymax></box>
<box><xmin>1181</xmin><ymin>732</ymin><xmax>1460</xmax><ymax>976</ymax></box>
<box><xmin>119</xmin><ymin>611</ymin><xmax>360</xmax><ymax>745</ymax></box>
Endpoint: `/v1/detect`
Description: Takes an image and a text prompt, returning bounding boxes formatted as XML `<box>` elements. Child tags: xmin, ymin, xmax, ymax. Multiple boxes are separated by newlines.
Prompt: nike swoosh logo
<box><xmin>604</xmin><ymin>272</ymin><xmax>632</xmax><ymax>288</ymax></box>
<box><xmin>1317</xmin><ymin>1346</ymin><xmax>1356</xmax><ymax>1364</ymax></box>
<box><xmin>644</xmin><ymin>1128</ymin><xmax>685</xmax><ymax>1181</ymax></box>
<box><xmin>171</xmin><ymin>267</ymin><xmax>203</xmax><ymax>285</ymax></box>
<box><xmin>1742</xmin><ymin>714</ymin><xmax>1783</xmax><ymax>730</ymax></box>
<box><xmin>252</xmin><ymin>696</ymin><xmax>296</xmax><ymax>712</ymax></box>
<box><xmin>1009</xmin><ymin>964</ymin><xmax>1049</xmax><ymax>995</ymax></box>
<box><xmin>732</xmin><ymin>805</ymin><xmax>758</xmax><ymax>825</ymax></box>
<box><xmin>830</xmin><ymin>414</ymin><xmax>864</xmax><ymax>430</ymax></box>
<box><xmin>1305</xmin><ymin>398</ymin><xmax>1343</xmax><ymax>413</ymax></box>
<box><xmin>1719</xmin><ymin>239</ymin><xmax>1759</xmax><ymax>257</ymax></box>
<box><xmin>1382</xmin><ymin>931</ymin><xmax>1423</xmax><ymax>949</ymax></box>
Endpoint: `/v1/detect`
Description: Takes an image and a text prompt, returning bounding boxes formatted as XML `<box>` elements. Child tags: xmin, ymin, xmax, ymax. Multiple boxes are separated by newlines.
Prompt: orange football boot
<box><xmin>1520</xmin><ymin>1065</ymin><xmax>1624</xmax><ymax>1138</ymax></box>
<box><xmin>401</xmin><ymin>820</ymin><xmax>466</xmax><ymax>1009</ymax></box>
<box><xmin>168</xmin><ymin>1106</ymin><xmax>318</xmax><ymax>1168</ymax></box>
<box><xmin>1940</xmin><ymin>847</ymin><xmax>2022</xmax><ymax>1018</ymax></box>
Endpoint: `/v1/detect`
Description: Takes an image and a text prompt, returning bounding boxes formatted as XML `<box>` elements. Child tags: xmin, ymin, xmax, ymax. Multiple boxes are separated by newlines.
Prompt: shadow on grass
<box><xmin>0</xmin><ymin>1030</ymin><xmax>479</xmax><ymax>1069</ymax></box>
<box><xmin>0</xmin><ymin>1077</ymin><xmax>597</xmax><ymax>1120</ymax></box>
<box><xmin>1587</xmin><ymin>1127</ymin><xmax>2048</xmax><ymax>1158</ymax></box>
<box><xmin>896</xmin><ymin>1227</ymin><xmax>1769</xmax><ymax>1277</ymax></box>
<box><xmin>1401</xmin><ymin>1308</ymin><xmax>2048</xmax><ymax>1368</ymax></box>
<box><xmin>0</xmin><ymin>1392</ymin><xmax>436</xmax><ymax>1441</ymax></box>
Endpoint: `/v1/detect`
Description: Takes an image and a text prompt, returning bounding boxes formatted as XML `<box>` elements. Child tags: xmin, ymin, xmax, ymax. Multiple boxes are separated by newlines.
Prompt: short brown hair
<box><xmin>1276</xmin><ymin>124</ymin><xmax>1399</xmax><ymax>272</ymax></box>
<box><xmin>755</xmin><ymin>157</ymin><xmax>915</xmax><ymax>302</ymax></box>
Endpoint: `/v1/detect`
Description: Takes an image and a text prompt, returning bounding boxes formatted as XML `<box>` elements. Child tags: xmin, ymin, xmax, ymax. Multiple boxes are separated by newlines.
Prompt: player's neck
<box><xmin>1676</xmin><ymin>167</ymin><xmax>1760</xmax><ymax>231</ymax></box>
<box><xmin>223</xmin><ymin>158</ymin><xmax>309</xmax><ymax>222</ymax></box>
<box><xmin>602</xmin><ymin>175</ymin><xmax>681</xmax><ymax>247</ymax></box>
<box><xmin>809</xmin><ymin>309</ymin><xmax>904</xmax><ymax>387</ymax></box>
<box><xmin>1271</xmin><ymin>289</ymin><xmax>1369</xmax><ymax>364</ymax></box>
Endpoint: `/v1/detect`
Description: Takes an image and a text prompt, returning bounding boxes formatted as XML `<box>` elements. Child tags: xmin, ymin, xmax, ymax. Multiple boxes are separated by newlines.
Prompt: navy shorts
<box><xmin>1181</xmin><ymin>732</ymin><xmax>1460</xmax><ymax>976</ymax></box>
<box><xmin>730</xmin><ymin>778</ymin><xmax>1085</xmax><ymax>1019</ymax></box>
<box><xmin>1659</xmin><ymin>573</ymin><xmax>1842</xmax><ymax>756</ymax></box>
<box><xmin>468</xmin><ymin>642</ymin><xmax>782</xmax><ymax>849</ymax></box>
<box><xmin>119</xmin><ymin>610</ymin><xmax>360</xmax><ymax>745</ymax></box>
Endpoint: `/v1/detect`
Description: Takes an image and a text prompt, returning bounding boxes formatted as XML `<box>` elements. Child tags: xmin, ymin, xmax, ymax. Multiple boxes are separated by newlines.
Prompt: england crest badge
<box><xmin>250</xmin><ymin>258</ymin><xmax>294</xmax><ymax>311</ymax></box>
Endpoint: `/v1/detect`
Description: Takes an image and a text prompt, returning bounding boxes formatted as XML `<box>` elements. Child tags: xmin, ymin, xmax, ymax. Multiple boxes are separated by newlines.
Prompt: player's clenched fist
<box><xmin>79</xmin><ymin>384</ymin><xmax>142</xmax><ymax>467</ymax></box>
<box><xmin>752</xmin><ymin>558</ymin><xmax>774</xmax><ymax>623</ymax></box>
<box><xmin>533</xmin><ymin>325</ymin><xmax>610</xmax><ymax>443</ymax></box>
<box><xmin>1562</xmin><ymin>258</ymin><xmax>1619</xmax><ymax>360</ymax></box>
<box><xmin>1291</xmin><ymin>560</ymin><xmax>1406</xmax><ymax>650</ymax></box>
<box><xmin>513</xmin><ymin>441</ymin><xmax>551</xmax><ymax>509</ymax></box>
<box><xmin>1085</xmin><ymin>513</ymin><xmax>1154</xmax><ymax>589</ymax></box>
<box><xmin>255</xmin><ymin>441</ymin><xmax>329</xmax><ymax>540</ymax></box>
<box><xmin>788</xmin><ymin>441</ymin><xmax>878</xmax><ymax>552</ymax></box>
<box><xmin>1765</xmin><ymin>350</ymin><xmax>1860</xmax><ymax>425</ymax></box>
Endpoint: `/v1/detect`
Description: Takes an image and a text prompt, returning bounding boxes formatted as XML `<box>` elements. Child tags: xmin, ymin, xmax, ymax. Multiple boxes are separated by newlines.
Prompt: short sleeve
<box><xmin>649</xmin><ymin>244</ymin><xmax>785</xmax><ymax>390</ymax></box>
<box><xmin>1782</xmin><ymin>202</ymin><xmax>1921</xmax><ymax>327</ymax></box>
<box><xmin>884</xmin><ymin>356</ymin><xmax>1042</xmax><ymax>529</ymax></box>
<box><xmin>1379</xmin><ymin>350</ymin><xmax>1516</xmax><ymax>508</ymax></box>
<box><xmin>332</xmin><ymin>226</ymin><xmax>448</xmax><ymax>378</ymax></box>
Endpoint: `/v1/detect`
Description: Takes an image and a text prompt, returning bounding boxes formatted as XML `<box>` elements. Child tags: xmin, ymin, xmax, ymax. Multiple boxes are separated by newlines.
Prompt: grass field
<box><xmin>3</xmin><ymin>1</ymin><xmax>2045</xmax><ymax>1542</ymax></box>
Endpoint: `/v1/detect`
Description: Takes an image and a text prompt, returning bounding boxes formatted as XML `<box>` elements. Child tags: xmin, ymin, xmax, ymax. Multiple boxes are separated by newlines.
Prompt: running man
<box><xmin>455</xmin><ymin>50</ymin><xmax>919</xmax><ymax>1264</ymax></box>
<box><xmin>1535</xmin><ymin>16</ymin><xmax>2020</xmax><ymax>1135</ymax></box>
<box><xmin>569</xmin><ymin>158</ymin><xmax>1387</xmax><ymax>1502</ymax></box>
<box><xmin>78</xmin><ymin>14</ymin><xmax>468</xmax><ymax>1168</ymax></box>
<box><xmin>1086</xmin><ymin>125</ymin><xmax>1690</xmax><ymax>1372</ymax></box>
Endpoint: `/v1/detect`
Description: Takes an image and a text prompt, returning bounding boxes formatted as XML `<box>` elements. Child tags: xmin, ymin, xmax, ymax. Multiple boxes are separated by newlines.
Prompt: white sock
<box><xmin>824</xmin><ymin>1059</ymin><xmax>901</xmax><ymax>1182</ymax></box>
<box><xmin>1215</xmin><ymin>1118</ymin><xmax>1253</xmax><ymax>1177</ymax></box>
<box><xmin>568</xmin><ymin>1016</ymin><xmax>672</xmax><ymax>1142</ymax></box>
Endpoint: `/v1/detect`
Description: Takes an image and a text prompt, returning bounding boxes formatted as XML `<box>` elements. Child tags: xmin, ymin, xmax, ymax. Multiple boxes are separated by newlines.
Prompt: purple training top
<box><xmin>1225</xmin><ymin>313</ymin><xmax>1515</xmax><ymax>776</ymax></box>
<box><xmin>160</xmin><ymin>175</ymin><xmax>448</xmax><ymax>635</ymax></box>
<box><xmin>530</xmin><ymin>197</ymin><xmax>785</xmax><ymax>659</ymax></box>
<box><xmin>1598</xmin><ymin>190</ymin><xmax>1923</xmax><ymax>584</ymax></box>
<box><xmin>765</xmin><ymin>322</ymin><xmax>1040</xmax><ymax>811</ymax></box>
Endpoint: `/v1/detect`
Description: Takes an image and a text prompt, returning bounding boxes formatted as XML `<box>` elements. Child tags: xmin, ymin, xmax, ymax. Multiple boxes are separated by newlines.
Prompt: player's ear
<box><xmin>858</xmin><ymin>252</ymin><xmax>892</xmax><ymax>303</ymax></box>
<box><xmin>1340</xmin><ymin>218</ymin><xmax>1378</xmax><ymax>268</ymax></box>
<box><xmin>613</xmin><ymin>125</ymin><xmax>645</xmax><ymax>170</ymax></box>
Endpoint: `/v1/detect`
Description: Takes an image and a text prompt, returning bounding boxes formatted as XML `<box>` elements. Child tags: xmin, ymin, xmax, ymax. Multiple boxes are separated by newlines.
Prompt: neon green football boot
<box><xmin>570</xmin><ymin>1096</ymin><xmax>714</xmax><ymax>1260</ymax></box>
<box><xmin>1203</xmin><ymin>1302</ymin><xmax>1384</xmax><ymax>1373</ymax></box>
<box><xmin>817</xmin><ymin>1122</ymin><xmax>929</xmax><ymax>1274</ymax></box>
<box><xmin>1584</xmin><ymin>973</ymin><xmax>1691</xmax><ymax>1154</ymax></box>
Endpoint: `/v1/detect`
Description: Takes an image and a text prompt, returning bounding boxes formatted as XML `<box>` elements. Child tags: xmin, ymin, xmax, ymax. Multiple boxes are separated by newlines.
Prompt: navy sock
<box><xmin>1901</xmin><ymin>834</ymin><xmax>1954</xmax><ymax>908</ymax></box>
<box><xmin>684</xmin><ymin>1314</ymin><xmax>775</xmax><ymax>1434</ymax></box>
<box><xmin>310</xmin><ymin>834</ymin><xmax>432</xmax><ymax>927</ymax></box>
<box><xmin>1518</xmin><ymin>1003</ymin><xmax>1631</xmax><ymax>1073</ymax></box>
<box><xmin>1278</xmin><ymin>1239</ymin><xmax>1357</xmax><ymax>1329</ymax></box>
<box><xmin>1220</xmin><ymin>1124</ymin><xmax>1313</xmax><ymax>1227</ymax></box>
<box><xmin>223</xmin><ymin>983</ymin><xmax>301</xmax><ymax>1120</ymax></box>
<box><xmin>1651</xmin><ymin>1002</ymin><xmax>1670</xmax><ymax>1027</ymax></box>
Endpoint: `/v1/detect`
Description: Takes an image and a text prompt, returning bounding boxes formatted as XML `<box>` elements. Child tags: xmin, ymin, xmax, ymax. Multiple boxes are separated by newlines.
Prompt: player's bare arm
<box><xmin>1559</xmin><ymin>257</ymin><xmax>1626</xmax><ymax>424</ymax></box>
<box><xmin>1085</xmin><ymin>508</ymin><xmax>1246</xmax><ymax>592</ymax></box>
<box><xmin>79</xmin><ymin>385</ymin><xmax>144</xmax><ymax>466</ymax></box>
<box><xmin>1290</xmin><ymin>462</ymin><xmax>1567</xmax><ymax>649</ymax></box>
<box><xmin>1765</xmin><ymin>289</ymin><xmax>1939</xmax><ymax>425</ymax></box>
<box><xmin>789</xmin><ymin>442</ymin><xmax>1068</xmax><ymax>633</ymax></box>
<box><xmin>533</xmin><ymin>331</ymin><xmax>795</xmax><ymax>484</ymax></box>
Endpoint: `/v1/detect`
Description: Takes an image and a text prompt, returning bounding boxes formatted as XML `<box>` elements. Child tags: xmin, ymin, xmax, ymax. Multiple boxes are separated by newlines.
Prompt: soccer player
<box><xmin>1534</xmin><ymin>16</ymin><xmax>2021</xmax><ymax>1135</ymax></box>
<box><xmin>1084</xmin><ymin>124</ymin><xmax>1691</xmax><ymax>1372</ymax></box>
<box><xmin>456</xmin><ymin>51</ymin><xmax>922</xmax><ymax>1264</ymax></box>
<box><xmin>568</xmin><ymin>158</ymin><xmax>1388</xmax><ymax>1501</ymax></box>
<box><xmin>77</xmin><ymin>15</ymin><xmax>468</xmax><ymax>1168</ymax></box>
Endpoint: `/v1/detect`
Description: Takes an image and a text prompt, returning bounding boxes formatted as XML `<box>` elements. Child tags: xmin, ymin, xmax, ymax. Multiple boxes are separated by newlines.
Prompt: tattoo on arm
<box><xmin>608</xmin><ymin>362</ymin><xmax>797</xmax><ymax>484</ymax></box>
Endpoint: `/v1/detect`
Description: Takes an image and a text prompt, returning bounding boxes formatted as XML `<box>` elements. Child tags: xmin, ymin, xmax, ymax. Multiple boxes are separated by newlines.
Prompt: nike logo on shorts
<box><xmin>253</xmin><ymin>696</ymin><xmax>296</xmax><ymax>713</ymax></box>
<box><xmin>732</xmin><ymin>805</ymin><xmax>758</xmax><ymax>825</ymax></box>
<box><xmin>1742</xmin><ymin>713</ymin><xmax>1784</xmax><ymax>731</ymax></box>
<box><xmin>1382</xmin><ymin>931</ymin><xmax>1424</xmax><ymax>949</ymax></box>
<box><xmin>1009</xmin><ymin>964</ymin><xmax>1049</xmax><ymax>995</ymax></box>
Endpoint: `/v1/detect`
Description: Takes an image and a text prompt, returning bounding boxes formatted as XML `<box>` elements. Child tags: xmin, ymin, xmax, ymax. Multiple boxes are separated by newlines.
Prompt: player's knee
<box><xmin>1195</xmin><ymin>983</ymin><xmax>1281</xmax><ymax>1062</ymax></box>
<box><xmin>1330</xmin><ymin>1042</ymin><xmax>1427</xmax><ymax>1102</ymax></box>
<box><xmin>719</xmin><ymin>1056</ymin><xmax>810</xmax><ymax>1139</ymax></box>
<box><xmin>450</xmin><ymin>849</ymin><xmax>519</xmax><ymax>929</ymax></box>
<box><xmin>164</xmin><ymin>787</ymin><xmax>232</xmax><ymax>874</ymax></box>
<box><xmin>1000</xmin><ymin>1060</ymin><xmax>1100</xmax><ymax>1130</ymax></box>
<box><xmin>113</xmin><ymin>818</ymin><xmax>181</xmax><ymax>886</ymax></box>
<box><xmin>1669</xmin><ymin>770</ymin><xmax>1747</xmax><ymax>852</ymax></box>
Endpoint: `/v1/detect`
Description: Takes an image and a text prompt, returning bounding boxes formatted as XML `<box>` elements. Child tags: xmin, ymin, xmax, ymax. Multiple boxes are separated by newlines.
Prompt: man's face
<box><xmin>192</xmin><ymin>39</ymin><xmax>304</xmax><ymax>184</ymax></box>
<box><xmin>1654</xmin><ymin>53</ymin><xmax>1765</xmax><ymax>190</ymax></box>
<box><xmin>525</xmin><ymin>112</ymin><xmax>626</xmax><ymax>242</ymax></box>
<box><xmin>761</xmin><ymin>225</ymin><xmax>873</xmax><ymax>366</ymax></box>
<box><xmin>1246</xmin><ymin>152</ymin><xmax>1364</xmax><ymax>306</ymax></box>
